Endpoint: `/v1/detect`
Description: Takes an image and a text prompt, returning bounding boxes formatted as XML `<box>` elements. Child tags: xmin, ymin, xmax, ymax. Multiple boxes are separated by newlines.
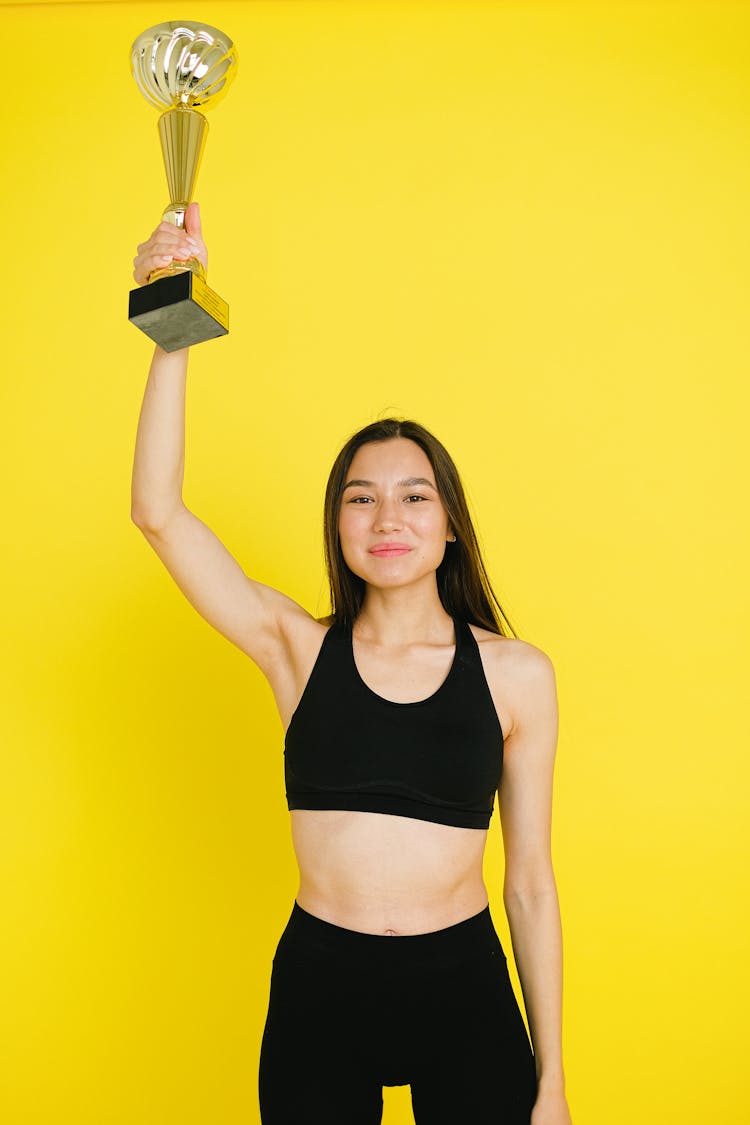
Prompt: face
<box><xmin>338</xmin><ymin>438</ymin><xmax>453</xmax><ymax>590</ymax></box>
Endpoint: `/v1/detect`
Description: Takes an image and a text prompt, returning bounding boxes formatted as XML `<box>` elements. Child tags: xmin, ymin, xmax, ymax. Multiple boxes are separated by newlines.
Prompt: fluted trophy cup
<box><xmin>128</xmin><ymin>21</ymin><xmax>238</xmax><ymax>351</ymax></box>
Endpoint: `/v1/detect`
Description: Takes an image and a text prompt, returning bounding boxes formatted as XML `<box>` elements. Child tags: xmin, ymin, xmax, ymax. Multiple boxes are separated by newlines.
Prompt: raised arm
<box><xmin>130</xmin><ymin>205</ymin><xmax>319</xmax><ymax>694</ymax></box>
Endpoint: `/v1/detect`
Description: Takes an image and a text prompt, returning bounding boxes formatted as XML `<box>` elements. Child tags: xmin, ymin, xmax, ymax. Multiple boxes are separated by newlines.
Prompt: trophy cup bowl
<box><xmin>128</xmin><ymin>21</ymin><xmax>238</xmax><ymax>351</ymax></box>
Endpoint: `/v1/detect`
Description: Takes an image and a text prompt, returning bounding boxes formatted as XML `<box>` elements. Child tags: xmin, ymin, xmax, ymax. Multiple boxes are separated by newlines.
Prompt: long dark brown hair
<box><xmin>323</xmin><ymin>419</ymin><xmax>518</xmax><ymax>637</ymax></box>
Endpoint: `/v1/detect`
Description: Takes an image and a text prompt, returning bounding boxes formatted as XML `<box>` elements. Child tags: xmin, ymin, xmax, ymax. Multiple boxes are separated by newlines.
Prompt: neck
<box><xmin>354</xmin><ymin>580</ymin><xmax>453</xmax><ymax>645</ymax></box>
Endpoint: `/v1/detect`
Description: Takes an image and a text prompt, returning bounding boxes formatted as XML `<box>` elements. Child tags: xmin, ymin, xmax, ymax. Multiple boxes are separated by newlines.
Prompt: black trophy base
<box><xmin>128</xmin><ymin>271</ymin><xmax>229</xmax><ymax>352</ymax></box>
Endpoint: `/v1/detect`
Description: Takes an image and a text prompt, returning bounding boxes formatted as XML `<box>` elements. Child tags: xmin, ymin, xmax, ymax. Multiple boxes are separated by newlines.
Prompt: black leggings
<box><xmin>258</xmin><ymin>901</ymin><xmax>538</xmax><ymax>1123</ymax></box>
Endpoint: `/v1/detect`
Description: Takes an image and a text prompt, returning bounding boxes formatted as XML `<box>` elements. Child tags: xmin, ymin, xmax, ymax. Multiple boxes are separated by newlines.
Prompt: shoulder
<box><xmin>468</xmin><ymin>623</ymin><xmax>554</xmax><ymax>678</ymax></box>
<box><xmin>468</xmin><ymin>625</ymin><xmax>556</xmax><ymax>741</ymax></box>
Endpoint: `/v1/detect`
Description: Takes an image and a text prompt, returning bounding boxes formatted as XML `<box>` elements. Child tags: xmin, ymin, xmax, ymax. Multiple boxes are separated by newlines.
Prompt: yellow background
<box><xmin>2</xmin><ymin>1</ymin><xmax>748</xmax><ymax>1121</ymax></box>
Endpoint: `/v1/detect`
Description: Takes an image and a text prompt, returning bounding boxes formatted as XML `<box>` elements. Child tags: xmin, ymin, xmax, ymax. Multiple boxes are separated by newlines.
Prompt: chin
<box><xmin>364</xmin><ymin>564</ymin><xmax>441</xmax><ymax>591</ymax></box>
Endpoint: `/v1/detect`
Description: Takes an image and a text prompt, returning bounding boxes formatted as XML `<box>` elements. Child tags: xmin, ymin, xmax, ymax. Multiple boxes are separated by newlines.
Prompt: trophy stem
<box><xmin>158</xmin><ymin>106</ymin><xmax>209</xmax><ymax>218</ymax></box>
<box><xmin>150</xmin><ymin>105</ymin><xmax>209</xmax><ymax>281</ymax></box>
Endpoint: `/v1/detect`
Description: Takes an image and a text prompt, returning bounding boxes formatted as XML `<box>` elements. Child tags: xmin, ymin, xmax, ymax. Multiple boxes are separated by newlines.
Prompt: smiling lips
<box><xmin>369</xmin><ymin>543</ymin><xmax>412</xmax><ymax>557</ymax></box>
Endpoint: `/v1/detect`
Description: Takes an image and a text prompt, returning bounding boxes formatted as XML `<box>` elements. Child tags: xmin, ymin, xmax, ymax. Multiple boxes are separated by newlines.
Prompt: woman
<box><xmin>131</xmin><ymin>205</ymin><xmax>572</xmax><ymax>1125</ymax></box>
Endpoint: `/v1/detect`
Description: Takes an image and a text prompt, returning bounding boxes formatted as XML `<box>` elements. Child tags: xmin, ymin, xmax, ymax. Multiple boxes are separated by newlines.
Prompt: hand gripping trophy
<box><xmin>128</xmin><ymin>22</ymin><xmax>238</xmax><ymax>351</ymax></box>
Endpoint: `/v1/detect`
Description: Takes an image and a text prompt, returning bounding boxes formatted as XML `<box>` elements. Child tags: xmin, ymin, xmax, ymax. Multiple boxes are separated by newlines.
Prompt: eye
<box><xmin>404</xmin><ymin>494</ymin><xmax>428</xmax><ymax>503</ymax></box>
<box><xmin>347</xmin><ymin>495</ymin><xmax>373</xmax><ymax>504</ymax></box>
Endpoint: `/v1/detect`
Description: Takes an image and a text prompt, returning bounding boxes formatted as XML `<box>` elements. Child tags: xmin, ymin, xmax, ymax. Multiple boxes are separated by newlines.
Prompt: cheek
<box><xmin>337</xmin><ymin>515</ymin><xmax>370</xmax><ymax>578</ymax></box>
<box><xmin>416</xmin><ymin>508</ymin><xmax>449</xmax><ymax>538</ymax></box>
<box><xmin>337</xmin><ymin>510</ymin><xmax>362</xmax><ymax>557</ymax></box>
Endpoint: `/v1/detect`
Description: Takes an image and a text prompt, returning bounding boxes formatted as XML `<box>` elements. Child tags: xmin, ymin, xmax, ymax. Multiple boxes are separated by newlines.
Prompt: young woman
<box><xmin>131</xmin><ymin>204</ymin><xmax>572</xmax><ymax>1125</ymax></box>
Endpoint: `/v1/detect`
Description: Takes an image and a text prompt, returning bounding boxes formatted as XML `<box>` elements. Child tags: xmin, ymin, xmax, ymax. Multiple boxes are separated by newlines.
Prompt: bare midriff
<box><xmin>290</xmin><ymin>808</ymin><xmax>490</xmax><ymax>935</ymax></box>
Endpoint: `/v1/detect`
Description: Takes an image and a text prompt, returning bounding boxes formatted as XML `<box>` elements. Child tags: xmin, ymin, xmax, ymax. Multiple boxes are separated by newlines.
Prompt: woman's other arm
<box><xmin>130</xmin><ymin>205</ymin><xmax>316</xmax><ymax>684</ymax></box>
<box><xmin>497</xmin><ymin>645</ymin><xmax>573</xmax><ymax>1124</ymax></box>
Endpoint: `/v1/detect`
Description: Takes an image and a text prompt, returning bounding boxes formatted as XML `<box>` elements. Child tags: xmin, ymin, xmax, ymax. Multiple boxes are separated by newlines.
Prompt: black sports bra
<box><xmin>284</xmin><ymin>618</ymin><xmax>504</xmax><ymax>829</ymax></box>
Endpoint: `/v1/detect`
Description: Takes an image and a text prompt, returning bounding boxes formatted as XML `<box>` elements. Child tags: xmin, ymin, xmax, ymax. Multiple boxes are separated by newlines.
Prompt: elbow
<box><xmin>503</xmin><ymin>884</ymin><xmax>557</xmax><ymax>917</ymax></box>
<box><xmin>130</xmin><ymin>502</ymin><xmax>179</xmax><ymax>535</ymax></box>
<box><xmin>503</xmin><ymin>865</ymin><xmax>557</xmax><ymax>913</ymax></box>
<box><xmin>131</xmin><ymin>504</ymin><xmax>157</xmax><ymax>533</ymax></box>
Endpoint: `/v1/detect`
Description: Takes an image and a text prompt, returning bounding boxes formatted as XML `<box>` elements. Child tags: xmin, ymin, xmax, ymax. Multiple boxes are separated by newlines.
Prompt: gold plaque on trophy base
<box><xmin>128</xmin><ymin>271</ymin><xmax>228</xmax><ymax>352</ymax></box>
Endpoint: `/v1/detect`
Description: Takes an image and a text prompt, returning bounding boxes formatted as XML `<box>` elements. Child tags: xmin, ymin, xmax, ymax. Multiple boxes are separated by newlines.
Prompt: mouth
<box><xmin>369</xmin><ymin>544</ymin><xmax>412</xmax><ymax>558</ymax></box>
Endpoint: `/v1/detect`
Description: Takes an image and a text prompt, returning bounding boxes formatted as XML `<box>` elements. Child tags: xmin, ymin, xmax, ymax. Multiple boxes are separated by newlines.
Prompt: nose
<box><xmin>374</xmin><ymin>497</ymin><xmax>403</xmax><ymax>533</ymax></box>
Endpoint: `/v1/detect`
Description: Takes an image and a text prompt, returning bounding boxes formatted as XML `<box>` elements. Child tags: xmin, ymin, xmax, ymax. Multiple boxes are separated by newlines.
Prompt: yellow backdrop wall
<box><xmin>1</xmin><ymin>2</ymin><xmax>748</xmax><ymax>1122</ymax></box>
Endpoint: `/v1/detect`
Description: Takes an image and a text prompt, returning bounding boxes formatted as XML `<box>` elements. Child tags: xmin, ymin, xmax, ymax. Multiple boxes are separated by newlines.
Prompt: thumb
<box><xmin>184</xmin><ymin>201</ymin><xmax>203</xmax><ymax>240</ymax></box>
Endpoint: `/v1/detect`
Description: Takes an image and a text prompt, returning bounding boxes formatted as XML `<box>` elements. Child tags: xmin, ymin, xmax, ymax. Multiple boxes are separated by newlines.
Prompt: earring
<box><xmin>447</xmin><ymin>533</ymin><xmax>457</xmax><ymax>543</ymax></box>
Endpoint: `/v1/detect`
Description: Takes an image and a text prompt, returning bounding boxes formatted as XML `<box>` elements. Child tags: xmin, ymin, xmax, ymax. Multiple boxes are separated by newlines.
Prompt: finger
<box><xmin>132</xmin><ymin>217</ymin><xmax>203</xmax><ymax>284</ymax></box>
<box><xmin>133</xmin><ymin>248</ymin><xmax>176</xmax><ymax>271</ymax></box>
<box><xmin>133</xmin><ymin>253</ymin><xmax>172</xmax><ymax>280</ymax></box>
<box><xmin>134</xmin><ymin>243</ymin><xmax>197</xmax><ymax>280</ymax></box>
<box><xmin>133</xmin><ymin>253</ymin><xmax>174</xmax><ymax>268</ymax></box>
<box><xmin>152</xmin><ymin>236</ymin><xmax>192</xmax><ymax>254</ymax></box>
<box><xmin>184</xmin><ymin>201</ymin><xmax>202</xmax><ymax>240</ymax></box>
<box><xmin>140</xmin><ymin>235</ymin><xmax>193</xmax><ymax>259</ymax></box>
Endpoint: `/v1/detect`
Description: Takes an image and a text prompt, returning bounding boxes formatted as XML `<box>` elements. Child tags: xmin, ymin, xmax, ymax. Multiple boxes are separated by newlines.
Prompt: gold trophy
<box><xmin>128</xmin><ymin>21</ymin><xmax>238</xmax><ymax>351</ymax></box>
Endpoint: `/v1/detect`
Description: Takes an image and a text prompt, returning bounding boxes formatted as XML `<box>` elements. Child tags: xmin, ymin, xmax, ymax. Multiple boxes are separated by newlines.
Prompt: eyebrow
<box><xmin>342</xmin><ymin>477</ymin><xmax>437</xmax><ymax>491</ymax></box>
